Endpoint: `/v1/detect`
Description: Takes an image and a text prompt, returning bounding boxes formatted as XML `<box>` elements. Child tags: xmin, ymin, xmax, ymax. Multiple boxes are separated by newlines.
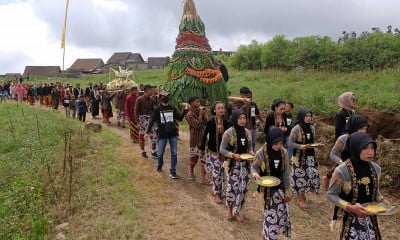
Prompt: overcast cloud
<box><xmin>0</xmin><ymin>0</ymin><xmax>399</xmax><ymax>73</ymax></box>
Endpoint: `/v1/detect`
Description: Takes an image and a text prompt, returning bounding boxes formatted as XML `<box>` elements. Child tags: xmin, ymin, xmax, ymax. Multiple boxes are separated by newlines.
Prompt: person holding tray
<box><xmin>327</xmin><ymin>115</ymin><xmax>369</xmax><ymax>231</ymax></box>
<box><xmin>251</xmin><ymin>126</ymin><xmax>292</xmax><ymax>240</ymax></box>
<box><xmin>327</xmin><ymin>132</ymin><xmax>392</xmax><ymax>240</ymax></box>
<box><xmin>289</xmin><ymin>108</ymin><xmax>320</xmax><ymax>209</ymax></box>
<box><xmin>220</xmin><ymin>109</ymin><xmax>253</xmax><ymax>222</ymax></box>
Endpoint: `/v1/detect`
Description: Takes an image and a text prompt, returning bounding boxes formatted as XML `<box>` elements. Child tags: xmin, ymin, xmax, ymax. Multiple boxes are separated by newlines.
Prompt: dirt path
<box><xmin>83</xmin><ymin>116</ymin><xmax>400</xmax><ymax>240</ymax></box>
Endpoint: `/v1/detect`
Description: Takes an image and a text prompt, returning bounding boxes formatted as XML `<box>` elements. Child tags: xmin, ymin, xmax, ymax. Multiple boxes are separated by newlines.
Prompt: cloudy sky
<box><xmin>0</xmin><ymin>0</ymin><xmax>398</xmax><ymax>74</ymax></box>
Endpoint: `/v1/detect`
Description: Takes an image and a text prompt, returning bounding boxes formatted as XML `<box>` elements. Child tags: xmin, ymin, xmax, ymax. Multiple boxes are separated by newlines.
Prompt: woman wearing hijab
<box><xmin>220</xmin><ymin>109</ymin><xmax>253</xmax><ymax>222</ymax></box>
<box><xmin>325</xmin><ymin>115</ymin><xmax>370</xmax><ymax>189</ymax></box>
<box><xmin>200</xmin><ymin>101</ymin><xmax>230</xmax><ymax>203</ymax></box>
<box><xmin>289</xmin><ymin>108</ymin><xmax>320</xmax><ymax>209</ymax></box>
<box><xmin>251</xmin><ymin>126</ymin><xmax>292</xmax><ymax>240</ymax></box>
<box><xmin>327</xmin><ymin>132</ymin><xmax>391</xmax><ymax>240</ymax></box>
<box><xmin>330</xmin><ymin>115</ymin><xmax>369</xmax><ymax>166</ymax></box>
<box><xmin>335</xmin><ymin>92</ymin><xmax>357</xmax><ymax>140</ymax></box>
<box><xmin>326</xmin><ymin>115</ymin><xmax>370</xmax><ymax>230</ymax></box>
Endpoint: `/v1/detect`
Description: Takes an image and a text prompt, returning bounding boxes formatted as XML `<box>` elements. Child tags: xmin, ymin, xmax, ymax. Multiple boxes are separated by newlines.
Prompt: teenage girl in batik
<box><xmin>264</xmin><ymin>99</ymin><xmax>289</xmax><ymax>142</ymax></box>
<box><xmin>327</xmin><ymin>115</ymin><xmax>369</xmax><ymax>231</ymax></box>
<box><xmin>327</xmin><ymin>132</ymin><xmax>391</xmax><ymax>240</ymax></box>
<box><xmin>289</xmin><ymin>108</ymin><xmax>320</xmax><ymax>209</ymax></box>
<box><xmin>200</xmin><ymin>101</ymin><xmax>229</xmax><ymax>203</ymax></box>
<box><xmin>327</xmin><ymin>115</ymin><xmax>369</xmax><ymax>189</ymax></box>
<box><xmin>220</xmin><ymin>109</ymin><xmax>253</xmax><ymax>222</ymax></box>
<box><xmin>251</xmin><ymin>126</ymin><xmax>292</xmax><ymax>240</ymax></box>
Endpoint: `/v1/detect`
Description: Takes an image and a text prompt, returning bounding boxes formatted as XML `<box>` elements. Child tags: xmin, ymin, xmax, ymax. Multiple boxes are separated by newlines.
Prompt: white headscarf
<box><xmin>337</xmin><ymin>92</ymin><xmax>356</xmax><ymax>110</ymax></box>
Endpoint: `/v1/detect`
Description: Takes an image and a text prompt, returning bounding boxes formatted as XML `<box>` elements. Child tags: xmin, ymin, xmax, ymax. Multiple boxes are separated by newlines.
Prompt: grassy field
<box><xmin>0</xmin><ymin>103</ymin><xmax>144</xmax><ymax>239</ymax></box>
<box><xmin>17</xmin><ymin>68</ymin><xmax>400</xmax><ymax>115</ymax></box>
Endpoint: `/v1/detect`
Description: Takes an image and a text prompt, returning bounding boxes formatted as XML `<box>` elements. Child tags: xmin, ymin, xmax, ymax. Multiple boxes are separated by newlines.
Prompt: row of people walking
<box><xmin>9</xmin><ymin>80</ymin><xmax>391</xmax><ymax>239</ymax></box>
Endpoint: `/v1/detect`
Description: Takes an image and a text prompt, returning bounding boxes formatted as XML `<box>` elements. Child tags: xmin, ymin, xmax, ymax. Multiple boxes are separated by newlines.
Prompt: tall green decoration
<box><xmin>164</xmin><ymin>0</ymin><xmax>228</xmax><ymax>106</ymax></box>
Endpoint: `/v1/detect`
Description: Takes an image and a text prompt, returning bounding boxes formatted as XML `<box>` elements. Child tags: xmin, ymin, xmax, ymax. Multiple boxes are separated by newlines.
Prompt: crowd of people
<box><xmin>138</xmin><ymin>86</ymin><xmax>391</xmax><ymax>240</ymax></box>
<box><xmin>1</xmin><ymin>78</ymin><xmax>392</xmax><ymax>239</ymax></box>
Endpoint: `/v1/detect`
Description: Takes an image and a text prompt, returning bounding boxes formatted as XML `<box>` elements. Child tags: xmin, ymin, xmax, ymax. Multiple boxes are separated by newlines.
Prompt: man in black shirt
<box><xmin>145</xmin><ymin>91</ymin><xmax>187</xmax><ymax>179</ymax></box>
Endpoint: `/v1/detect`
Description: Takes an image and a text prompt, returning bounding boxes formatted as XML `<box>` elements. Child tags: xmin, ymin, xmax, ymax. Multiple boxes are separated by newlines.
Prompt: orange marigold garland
<box><xmin>184</xmin><ymin>67</ymin><xmax>222</xmax><ymax>84</ymax></box>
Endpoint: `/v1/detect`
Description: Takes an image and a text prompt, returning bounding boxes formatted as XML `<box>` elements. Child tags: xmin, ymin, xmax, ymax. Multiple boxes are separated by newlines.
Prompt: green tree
<box><xmin>228</xmin><ymin>26</ymin><xmax>400</xmax><ymax>72</ymax></box>
<box><xmin>260</xmin><ymin>35</ymin><xmax>293</xmax><ymax>70</ymax></box>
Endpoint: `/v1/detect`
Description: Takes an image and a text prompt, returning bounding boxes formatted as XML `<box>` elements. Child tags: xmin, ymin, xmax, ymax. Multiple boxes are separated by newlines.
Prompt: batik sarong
<box><xmin>291</xmin><ymin>154</ymin><xmax>320</xmax><ymax>194</ymax></box>
<box><xmin>262</xmin><ymin>189</ymin><xmax>291</xmax><ymax>240</ymax></box>
<box><xmin>226</xmin><ymin>161</ymin><xmax>250</xmax><ymax>215</ymax></box>
<box><xmin>204</xmin><ymin>151</ymin><xmax>224</xmax><ymax>196</ymax></box>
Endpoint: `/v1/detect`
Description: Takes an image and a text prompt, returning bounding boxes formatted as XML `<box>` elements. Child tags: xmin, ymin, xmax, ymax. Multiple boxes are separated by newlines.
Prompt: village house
<box><xmin>0</xmin><ymin>73</ymin><xmax>23</xmax><ymax>82</ymax></box>
<box><xmin>102</xmin><ymin>52</ymin><xmax>147</xmax><ymax>72</ymax></box>
<box><xmin>147</xmin><ymin>57</ymin><xmax>170</xmax><ymax>69</ymax></box>
<box><xmin>68</xmin><ymin>58</ymin><xmax>104</xmax><ymax>75</ymax></box>
<box><xmin>23</xmin><ymin>66</ymin><xmax>61</xmax><ymax>78</ymax></box>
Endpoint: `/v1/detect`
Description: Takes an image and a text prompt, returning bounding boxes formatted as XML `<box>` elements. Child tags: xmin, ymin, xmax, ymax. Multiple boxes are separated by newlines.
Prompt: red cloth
<box><xmin>125</xmin><ymin>93</ymin><xmax>138</xmax><ymax>120</ymax></box>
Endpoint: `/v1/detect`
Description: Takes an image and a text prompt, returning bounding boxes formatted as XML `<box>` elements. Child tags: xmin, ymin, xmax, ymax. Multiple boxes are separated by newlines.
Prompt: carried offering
<box><xmin>255</xmin><ymin>176</ymin><xmax>281</xmax><ymax>187</ymax></box>
<box><xmin>308</xmin><ymin>143</ymin><xmax>325</xmax><ymax>148</ymax></box>
<box><xmin>106</xmin><ymin>66</ymin><xmax>137</xmax><ymax>91</ymax></box>
<box><xmin>240</xmin><ymin>153</ymin><xmax>255</xmax><ymax>161</ymax></box>
<box><xmin>362</xmin><ymin>202</ymin><xmax>397</xmax><ymax>216</ymax></box>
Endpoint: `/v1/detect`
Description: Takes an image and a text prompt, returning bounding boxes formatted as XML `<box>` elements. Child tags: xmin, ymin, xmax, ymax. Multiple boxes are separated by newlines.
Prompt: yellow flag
<box><xmin>61</xmin><ymin>0</ymin><xmax>70</xmax><ymax>49</ymax></box>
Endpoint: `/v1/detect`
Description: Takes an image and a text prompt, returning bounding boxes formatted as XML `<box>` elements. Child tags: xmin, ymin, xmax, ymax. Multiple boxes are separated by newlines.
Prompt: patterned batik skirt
<box><xmin>128</xmin><ymin>119</ymin><xmax>139</xmax><ymax>142</ymax></box>
<box><xmin>204</xmin><ymin>151</ymin><xmax>224</xmax><ymax>196</ymax></box>
<box><xmin>226</xmin><ymin>161</ymin><xmax>250</xmax><ymax>214</ymax></box>
<box><xmin>291</xmin><ymin>154</ymin><xmax>320</xmax><ymax>194</ymax></box>
<box><xmin>116</xmin><ymin>109</ymin><xmax>125</xmax><ymax>121</ymax></box>
<box><xmin>139</xmin><ymin>115</ymin><xmax>151</xmax><ymax>135</ymax></box>
<box><xmin>262</xmin><ymin>189</ymin><xmax>291</xmax><ymax>240</ymax></box>
<box><xmin>345</xmin><ymin>216</ymin><xmax>379</xmax><ymax>240</ymax></box>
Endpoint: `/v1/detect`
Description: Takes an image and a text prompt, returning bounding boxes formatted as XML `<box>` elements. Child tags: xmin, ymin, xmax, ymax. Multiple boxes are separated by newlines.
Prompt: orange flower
<box><xmin>184</xmin><ymin>67</ymin><xmax>222</xmax><ymax>83</ymax></box>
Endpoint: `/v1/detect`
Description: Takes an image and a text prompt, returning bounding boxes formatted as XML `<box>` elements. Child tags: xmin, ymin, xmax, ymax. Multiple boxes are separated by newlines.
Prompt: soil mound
<box><xmin>319</xmin><ymin>108</ymin><xmax>400</xmax><ymax>139</ymax></box>
<box><xmin>317</xmin><ymin>108</ymin><xmax>400</xmax><ymax>194</ymax></box>
<box><xmin>360</xmin><ymin>109</ymin><xmax>400</xmax><ymax>139</ymax></box>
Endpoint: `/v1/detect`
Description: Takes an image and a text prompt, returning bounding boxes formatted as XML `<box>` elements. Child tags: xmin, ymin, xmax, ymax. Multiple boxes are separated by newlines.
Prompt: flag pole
<box><xmin>61</xmin><ymin>0</ymin><xmax>70</xmax><ymax>71</ymax></box>
<box><xmin>62</xmin><ymin>47</ymin><xmax>66</xmax><ymax>71</ymax></box>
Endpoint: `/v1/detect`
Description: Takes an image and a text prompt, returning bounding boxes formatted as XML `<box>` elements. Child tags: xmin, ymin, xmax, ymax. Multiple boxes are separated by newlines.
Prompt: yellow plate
<box><xmin>362</xmin><ymin>202</ymin><xmax>396</xmax><ymax>215</ymax></box>
<box><xmin>240</xmin><ymin>153</ymin><xmax>255</xmax><ymax>161</ymax></box>
<box><xmin>255</xmin><ymin>176</ymin><xmax>281</xmax><ymax>187</ymax></box>
<box><xmin>309</xmin><ymin>143</ymin><xmax>325</xmax><ymax>148</ymax></box>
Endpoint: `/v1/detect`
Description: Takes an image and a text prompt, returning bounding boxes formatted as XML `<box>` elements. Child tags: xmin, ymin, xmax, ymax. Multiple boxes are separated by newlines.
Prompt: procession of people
<box><xmin>1</xmin><ymin>78</ymin><xmax>393</xmax><ymax>240</ymax></box>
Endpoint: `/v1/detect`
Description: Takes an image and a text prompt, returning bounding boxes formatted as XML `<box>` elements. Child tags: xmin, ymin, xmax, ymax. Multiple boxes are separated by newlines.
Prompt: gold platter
<box><xmin>240</xmin><ymin>153</ymin><xmax>255</xmax><ymax>161</ymax></box>
<box><xmin>255</xmin><ymin>176</ymin><xmax>281</xmax><ymax>187</ymax></box>
<box><xmin>362</xmin><ymin>202</ymin><xmax>397</xmax><ymax>216</ymax></box>
<box><xmin>309</xmin><ymin>143</ymin><xmax>325</xmax><ymax>148</ymax></box>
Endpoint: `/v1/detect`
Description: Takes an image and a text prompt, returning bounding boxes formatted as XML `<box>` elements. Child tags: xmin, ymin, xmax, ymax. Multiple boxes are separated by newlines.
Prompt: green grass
<box><xmin>0</xmin><ymin>103</ymin><xmax>144</xmax><ymax>239</ymax></box>
<box><xmin>227</xmin><ymin>69</ymin><xmax>400</xmax><ymax>115</ymax></box>
<box><xmin>20</xmin><ymin>68</ymin><xmax>400</xmax><ymax>115</ymax></box>
<box><xmin>0</xmin><ymin>103</ymin><xmax>78</xmax><ymax>239</ymax></box>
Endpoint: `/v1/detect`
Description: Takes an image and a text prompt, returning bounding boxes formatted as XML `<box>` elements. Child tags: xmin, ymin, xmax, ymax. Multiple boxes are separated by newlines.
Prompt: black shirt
<box><xmin>335</xmin><ymin>108</ymin><xmax>355</xmax><ymax>140</ymax></box>
<box><xmin>147</xmin><ymin>104</ymin><xmax>185</xmax><ymax>139</ymax></box>
<box><xmin>199</xmin><ymin>117</ymin><xmax>230</xmax><ymax>152</ymax></box>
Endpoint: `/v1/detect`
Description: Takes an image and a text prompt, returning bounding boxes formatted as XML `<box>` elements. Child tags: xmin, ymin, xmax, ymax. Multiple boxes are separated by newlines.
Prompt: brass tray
<box><xmin>240</xmin><ymin>153</ymin><xmax>255</xmax><ymax>161</ymax></box>
<box><xmin>309</xmin><ymin>143</ymin><xmax>325</xmax><ymax>148</ymax></box>
<box><xmin>255</xmin><ymin>176</ymin><xmax>281</xmax><ymax>187</ymax></box>
<box><xmin>362</xmin><ymin>202</ymin><xmax>397</xmax><ymax>216</ymax></box>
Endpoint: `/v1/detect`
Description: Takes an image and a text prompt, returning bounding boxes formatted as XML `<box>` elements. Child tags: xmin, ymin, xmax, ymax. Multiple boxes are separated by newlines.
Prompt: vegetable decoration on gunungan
<box><xmin>164</xmin><ymin>0</ymin><xmax>228</xmax><ymax>106</ymax></box>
